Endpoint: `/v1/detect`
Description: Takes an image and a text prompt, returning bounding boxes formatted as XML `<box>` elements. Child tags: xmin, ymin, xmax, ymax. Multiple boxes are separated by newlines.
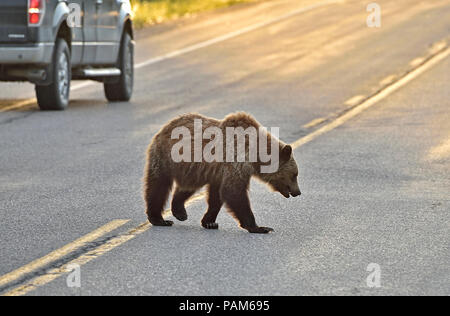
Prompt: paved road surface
<box><xmin>0</xmin><ymin>0</ymin><xmax>449</xmax><ymax>295</ymax></box>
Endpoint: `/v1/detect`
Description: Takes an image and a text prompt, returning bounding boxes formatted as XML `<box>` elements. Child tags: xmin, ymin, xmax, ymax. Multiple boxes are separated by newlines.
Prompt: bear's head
<box><xmin>265</xmin><ymin>145</ymin><xmax>301</xmax><ymax>198</ymax></box>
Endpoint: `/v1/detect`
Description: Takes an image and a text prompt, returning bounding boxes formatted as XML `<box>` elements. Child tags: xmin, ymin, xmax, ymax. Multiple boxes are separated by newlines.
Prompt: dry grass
<box><xmin>131</xmin><ymin>0</ymin><xmax>257</xmax><ymax>28</ymax></box>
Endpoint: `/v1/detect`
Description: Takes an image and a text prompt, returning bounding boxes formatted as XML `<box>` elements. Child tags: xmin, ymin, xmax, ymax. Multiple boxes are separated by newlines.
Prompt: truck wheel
<box><xmin>104</xmin><ymin>32</ymin><xmax>134</xmax><ymax>102</ymax></box>
<box><xmin>35</xmin><ymin>39</ymin><xmax>71</xmax><ymax>111</ymax></box>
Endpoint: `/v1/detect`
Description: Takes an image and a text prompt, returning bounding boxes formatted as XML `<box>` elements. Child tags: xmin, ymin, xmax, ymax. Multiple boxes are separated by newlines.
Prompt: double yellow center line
<box><xmin>0</xmin><ymin>220</ymin><xmax>128</xmax><ymax>294</ymax></box>
<box><xmin>1</xmin><ymin>195</ymin><xmax>206</xmax><ymax>296</ymax></box>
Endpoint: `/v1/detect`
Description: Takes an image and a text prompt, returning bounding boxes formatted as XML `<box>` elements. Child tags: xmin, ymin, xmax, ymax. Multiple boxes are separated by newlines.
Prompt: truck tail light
<box><xmin>28</xmin><ymin>0</ymin><xmax>45</xmax><ymax>26</ymax></box>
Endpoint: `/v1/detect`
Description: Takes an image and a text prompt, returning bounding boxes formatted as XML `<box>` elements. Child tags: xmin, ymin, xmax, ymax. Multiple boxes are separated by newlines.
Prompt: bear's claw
<box><xmin>149</xmin><ymin>219</ymin><xmax>174</xmax><ymax>227</ymax></box>
<box><xmin>202</xmin><ymin>222</ymin><xmax>219</xmax><ymax>230</ymax></box>
<box><xmin>247</xmin><ymin>226</ymin><xmax>274</xmax><ymax>234</ymax></box>
<box><xmin>173</xmin><ymin>214</ymin><xmax>187</xmax><ymax>222</ymax></box>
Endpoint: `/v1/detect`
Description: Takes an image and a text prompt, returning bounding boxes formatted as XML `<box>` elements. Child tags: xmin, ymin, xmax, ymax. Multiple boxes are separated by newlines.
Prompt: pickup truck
<box><xmin>0</xmin><ymin>0</ymin><xmax>134</xmax><ymax>110</ymax></box>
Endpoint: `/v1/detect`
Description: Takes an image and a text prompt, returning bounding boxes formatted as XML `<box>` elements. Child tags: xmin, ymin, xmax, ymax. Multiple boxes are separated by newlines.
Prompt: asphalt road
<box><xmin>0</xmin><ymin>0</ymin><xmax>449</xmax><ymax>296</ymax></box>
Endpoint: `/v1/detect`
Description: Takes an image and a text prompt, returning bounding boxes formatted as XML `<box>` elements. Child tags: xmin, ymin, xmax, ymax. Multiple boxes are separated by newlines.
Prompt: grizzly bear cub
<box><xmin>143</xmin><ymin>112</ymin><xmax>301</xmax><ymax>233</ymax></box>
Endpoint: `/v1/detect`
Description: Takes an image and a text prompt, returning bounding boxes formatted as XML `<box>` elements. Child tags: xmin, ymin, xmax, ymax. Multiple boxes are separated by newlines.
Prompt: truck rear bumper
<box><xmin>0</xmin><ymin>43</ymin><xmax>54</xmax><ymax>64</ymax></box>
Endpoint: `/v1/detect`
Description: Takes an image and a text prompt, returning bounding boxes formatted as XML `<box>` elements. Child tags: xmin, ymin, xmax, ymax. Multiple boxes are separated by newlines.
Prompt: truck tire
<box><xmin>35</xmin><ymin>39</ymin><xmax>71</xmax><ymax>111</ymax></box>
<box><xmin>104</xmin><ymin>32</ymin><xmax>134</xmax><ymax>102</ymax></box>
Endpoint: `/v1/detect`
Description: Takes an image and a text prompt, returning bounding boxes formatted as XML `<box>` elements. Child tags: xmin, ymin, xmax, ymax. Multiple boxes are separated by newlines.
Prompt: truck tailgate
<box><xmin>0</xmin><ymin>0</ymin><xmax>29</xmax><ymax>43</ymax></box>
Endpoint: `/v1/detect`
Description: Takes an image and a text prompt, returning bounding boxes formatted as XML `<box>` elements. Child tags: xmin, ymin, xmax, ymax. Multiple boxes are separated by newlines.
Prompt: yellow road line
<box><xmin>3</xmin><ymin>44</ymin><xmax>449</xmax><ymax>297</ymax></box>
<box><xmin>4</xmin><ymin>222</ymin><xmax>145</xmax><ymax>296</ymax></box>
<box><xmin>344</xmin><ymin>95</ymin><xmax>366</xmax><ymax>107</ymax></box>
<box><xmin>0</xmin><ymin>99</ymin><xmax>36</xmax><ymax>113</ymax></box>
<box><xmin>302</xmin><ymin>117</ymin><xmax>327</xmax><ymax>129</ymax></box>
<box><xmin>0</xmin><ymin>219</ymin><xmax>129</xmax><ymax>290</ymax></box>
<box><xmin>379</xmin><ymin>74</ymin><xmax>397</xmax><ymax>87</ymax></box>
<box><xmin>2</xmin><ymin>195</ymin><xmax>206</xmax><ymax>296</ymax></box>
<box><xmin>427</xmin><ymin>137</ymin><xmax>450</xmax><ymax>161</ymax></box>
<box><xmin>410</xmin><ymin>57</ymin><xmax>425</xmax><ymax>68</ymax></box>
<box><xmin>291</xmin><ymin>47</ymin><xmax>450</xmax><ymax>150</ymax></box>
<box><xmin>0</xmin><ymin>82</ymin><xmax>95</xmax><ymax>113</ymax></box>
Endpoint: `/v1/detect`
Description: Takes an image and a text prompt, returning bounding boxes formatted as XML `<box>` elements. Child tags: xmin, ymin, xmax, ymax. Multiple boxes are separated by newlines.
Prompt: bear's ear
<box><xmin>281</xmin><ymin>145</ymin><xmax>292</xmax><ymax>162</ymax></box>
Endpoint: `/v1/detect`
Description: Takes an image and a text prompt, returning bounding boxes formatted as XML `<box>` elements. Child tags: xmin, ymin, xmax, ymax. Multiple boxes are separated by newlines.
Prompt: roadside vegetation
<box><xmin>131</xmin><ymin>0</ymin><xmax>258</xmax><ymax>28</ymax></box>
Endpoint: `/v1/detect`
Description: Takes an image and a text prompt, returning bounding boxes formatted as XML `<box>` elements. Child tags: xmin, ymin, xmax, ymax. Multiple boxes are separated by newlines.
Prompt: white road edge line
<box><xmin>0</xmin><ymin>0</ymin><xmax>339</xmax><ymax>112</ymax></box>
<box><xmin>134</xmin><ymin>0</ymin><xmax>340</xmax><ymax>69</ymax></box>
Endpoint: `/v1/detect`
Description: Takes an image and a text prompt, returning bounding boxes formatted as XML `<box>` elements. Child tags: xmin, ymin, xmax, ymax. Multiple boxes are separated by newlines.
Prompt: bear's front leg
<box><xmin>171</xmin><ymin>187</ymin><xmax>195</xmax><ymax>221</ymax></box>
<box><xmin>221</xmin><ymin>183</ymin><xmax>274</xmax><ymax>234</ymax></box>
<box><xmin>201</xmin><ymin>184</ymin><xmax>223</xmax><ymax>230</ymax></box>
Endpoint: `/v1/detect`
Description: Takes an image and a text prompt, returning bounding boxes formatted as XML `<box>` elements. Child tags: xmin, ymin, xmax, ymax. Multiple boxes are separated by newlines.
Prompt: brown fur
<box><xmin>143</xmin><ymin>112</ymin><xmax>301</xmax><ymax>233</ymax></box>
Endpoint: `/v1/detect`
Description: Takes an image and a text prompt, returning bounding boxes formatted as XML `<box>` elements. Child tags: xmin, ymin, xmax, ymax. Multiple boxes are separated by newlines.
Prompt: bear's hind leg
<box><xmin>144</xmin><ymin>174</ymin><xmax>174</xmax><ymax>227</ymax></box>
<box><xmin>171</xmin><ymin>186</ymin><xmax>196</xmax><ymax>221</ymax></box>
<box><xmin>201</xmin><ymin>184</ymin><xmax>223</xmax><ymax>230</ymax></box>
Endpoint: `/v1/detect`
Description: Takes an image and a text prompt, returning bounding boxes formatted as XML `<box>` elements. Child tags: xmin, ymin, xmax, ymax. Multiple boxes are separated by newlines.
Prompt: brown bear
<box><xmin>143</xmin><ymin>112</ymin><xmax>301</xmax><ymax>233</ymax></box>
